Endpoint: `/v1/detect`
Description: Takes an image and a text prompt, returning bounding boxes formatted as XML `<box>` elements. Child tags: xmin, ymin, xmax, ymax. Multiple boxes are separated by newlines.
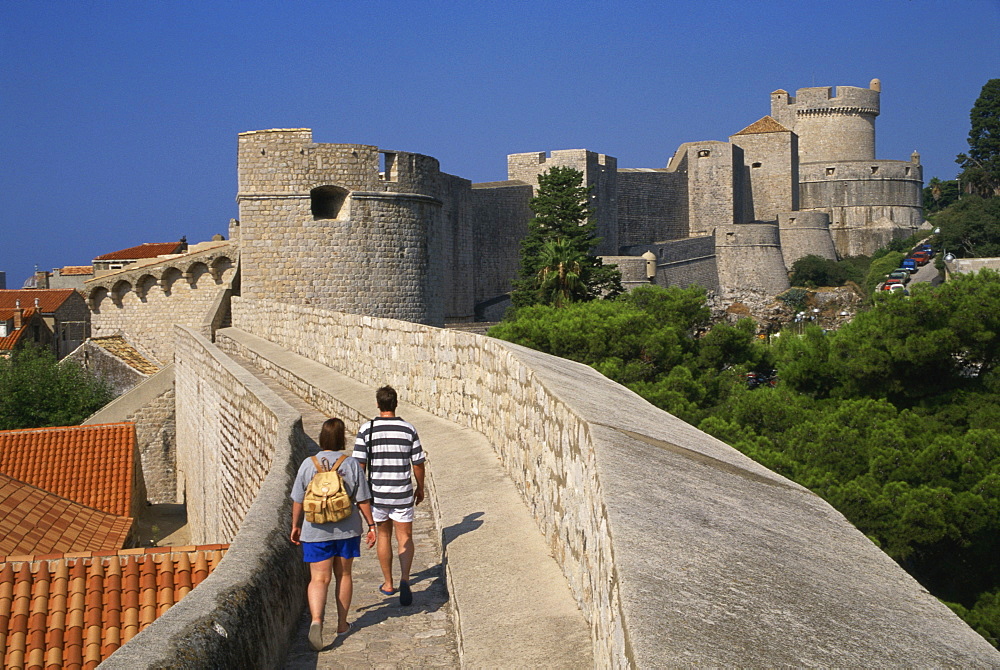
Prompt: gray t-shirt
<box><xmin>291</xmin><ymin>451</ymin><xmax>372</xmax><ymax>542</ymax></box>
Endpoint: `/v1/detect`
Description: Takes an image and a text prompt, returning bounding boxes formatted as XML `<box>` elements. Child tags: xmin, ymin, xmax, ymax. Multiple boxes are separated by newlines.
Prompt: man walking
<box><xmin>353</xmin><ymin>385</ymin><xmax>426</xmax><ymax>606</ymax></box>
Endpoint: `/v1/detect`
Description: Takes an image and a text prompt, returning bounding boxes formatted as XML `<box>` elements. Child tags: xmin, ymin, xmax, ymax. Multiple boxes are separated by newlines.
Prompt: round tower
<box><xmin>714</xmin><ymin>223</ymin><xmax>790</xmax><ymax>301</ymax></box>
<box><xmin>771</xmin><ymin>80</ymin><xmax>880</xmax><ymax>164</ymax></box>
<box><xmin>236</xmin><ymin>128</ymin><xmax>445</xmax><ymax>326</ymax></box>
<box><xmin>777</xmin><ymin>211</ymin><xmax>837</xmax><ymax>270</ymax></box>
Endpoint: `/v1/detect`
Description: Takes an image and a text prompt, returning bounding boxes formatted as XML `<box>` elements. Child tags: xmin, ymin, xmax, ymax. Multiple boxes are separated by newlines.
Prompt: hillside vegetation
<box><xmin>490</xmin><ymin>273</ymin><xmax>1000</xmax><ymax>647</ymax></box>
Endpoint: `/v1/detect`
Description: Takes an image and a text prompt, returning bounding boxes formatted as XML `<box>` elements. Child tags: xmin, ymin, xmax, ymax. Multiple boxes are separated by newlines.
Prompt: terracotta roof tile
<box><xmin>90</xmin><ymin>337</ymin><xmax>159</xmax><ymax>375</ymax></box>
<box><xmin>57</xmin><ymin>267</ymin><xmax>93</xmax><ymax>277</ymax></box>
<box><xmin>0</xmin><ymin>308</ymin><xmax>39</xmax><ymax>352</ymax></box>
<box><xmin>0</xmin><ymin>290</ymin><xmax>78</xmax><ymax>314</ymax></box>
<box><xmin>0</xmin><ymin>546</ymin><xmax>228</xmax><ymax>668</ymax></box>
<box><xmin>0</xmin><ymin>424</ymin><xmax>136</xmax><ymax>518</ymax></box>
<box><xmin>732</xmin><ymin>115</ymin><xmax>791</xmax><ymax>136</ymax></box>
<box><xmin>0</xmin><ymin>473</ymin><xmax>131</xmax><ymax>557</ymax></box>
<box><xmin>92</xmin><ymin>243</ymin><xmax>183</xmax><ymax>262</ymax></box>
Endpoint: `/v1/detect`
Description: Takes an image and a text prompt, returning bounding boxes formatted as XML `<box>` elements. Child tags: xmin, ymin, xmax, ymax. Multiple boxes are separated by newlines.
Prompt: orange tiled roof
<box><xmin>0</xmin><ymin>290</ymin><xmax>77</xmax><ymax>314</ymax></box>
<box><xmin>91</xmin><ymin>337</ymin><xmax>159</xmax><ymax>375</ymax></box>
<box><xmin>732</xmin><ymin>115</ymin><xmax>791</xmax><ymax>136</ymax></box>
<box><xmin>0</xmin><ymin>308</ymin><xmax>39</xmax><ymax>352</ymax></box>
<box><xmin>0</xmin><ymin>424</ymin><xmax>136</xmax><ymax>518</ymax></box>
<box><xmin>93</xmin><ymin>243</ymin><xmax>182</xmax><ymax>262</ymax></box>
<box><xmin>0</xmin><ymin>473</ymin><xmax>132</xmax><ymax>557</ymax></box>
<box><xmin>58</xmin><ymin>267</ymin><xmax>93</xmax><ymax>276</ymax></box>
<box><xmin>0</xmin><ymin>545</ymin><xmax>228</xmax><ymax>669</ymax></box>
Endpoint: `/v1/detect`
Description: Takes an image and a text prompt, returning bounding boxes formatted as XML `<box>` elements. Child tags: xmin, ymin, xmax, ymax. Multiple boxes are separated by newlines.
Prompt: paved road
<box><xmin>226</xmin><ymin>352</ymin><xmax>461</xmax><ymax>669</ymax></box>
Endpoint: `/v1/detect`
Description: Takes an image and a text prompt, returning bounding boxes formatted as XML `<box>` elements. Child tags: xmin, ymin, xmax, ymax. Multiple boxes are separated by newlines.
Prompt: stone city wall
<box><xmin>469</xmin><ymin>181</ymin><xmax>533</xmax><ymax>306</ymax></box>
<box><xmin>174</xmin><ymin>325</ymin><xmax>304</xmax><ymax>545</ymax></box>
<box><xmin>778</xmin><ymin>211</ymin><xmax>837</xmax><ymax>269</ymax></box>
<box><xmin>227</xmin><ymin>297</ymin><xmax>1000</xmax><ymax>667</ymax></box>
<box><xmin>66</xmin><ymin>340</ymin><xmax>150</xmax><ymax>397</ymax></box>
<box><xmin>103</xmin><ymin>329</ymin><xmax>307</xmax><ymax>669</ymax></box>
<box><xmin>622</xmin><ymin>237</ymin><xmax>719</xmax><ymax>293</ymax></box>
<box><xmin>715</xmin><ymin>223</ymin><xmax>791</xmax><ymax>301</ymax></box>
<box><xmin>683</xmin><ymin>142</ymin><xmax>741</xmax><ymax>236</ymax></box>
<box><xmin>616</xmin><ymin>170</ymin><xmax>689</xmax><ymax>245</ymax></box>
<box><xmin>230</xmin><ymin>296</ymin><xmax>627</xmax><ymax>663</ymax></box>
<box><xmin>89</xmin><ymin>267</ymin><xmax>232</xmax><ymax>364</ymax></box>
<box><xmin>730</xmin><ymin>129</ymin><xmax>798</xmax><ymax>222</ymax></box>
<box><xmin>438</xmin><ymin>172</ymin><xmax>476</xmax><ymax>320</ymax></box>
<box><xmin>85</xmin><ymin>365</ymin><xmax>177</xmax><ymax>504</ymax></box>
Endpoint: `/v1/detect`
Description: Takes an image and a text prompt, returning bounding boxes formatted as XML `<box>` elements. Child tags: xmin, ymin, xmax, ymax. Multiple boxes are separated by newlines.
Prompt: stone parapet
<box><xmin>229</xmin><ymin>297</ymin><xmax>1000</xmax><ymax>667</ymax></box>
<box><xmin>102</xmin><ymin>326</ymin><xmax>307</xmax><ymax>667</ymax></box>
<box><xmin>85</xmin><ymin>364</ymin><xmax>177</xmax><ymax>503</ymax></box>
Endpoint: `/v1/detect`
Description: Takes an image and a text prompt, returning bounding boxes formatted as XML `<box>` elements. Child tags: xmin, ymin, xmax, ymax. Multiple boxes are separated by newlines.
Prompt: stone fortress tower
<box><xmin>232</xmin><ymin>79</ymin><xmax>922</xmax><ymax>323</ymax></box>
<box><xmin>771</xmin><ymin>79</ymin><xmax>924</xmax><ymax>256</ymax></box>
<box><xmin>237</xmin><ymin>129</ymin><xmax>448</xmax><ymax>325</ymax></box>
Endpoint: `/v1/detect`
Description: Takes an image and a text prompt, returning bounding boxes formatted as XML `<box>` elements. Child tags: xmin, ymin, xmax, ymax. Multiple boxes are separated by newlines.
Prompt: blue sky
<box><xmin>2</xmin><ymin>0</ymin><xmax>998</xmax><ymax>288</ymax></box>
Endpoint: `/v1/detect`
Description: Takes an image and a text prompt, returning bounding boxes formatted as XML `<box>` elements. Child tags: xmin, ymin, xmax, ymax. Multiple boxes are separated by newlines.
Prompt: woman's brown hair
<box><xmin>319</xmin><ymin>417</ymin><xmax>346</xmax><ymax>452</ymax></box>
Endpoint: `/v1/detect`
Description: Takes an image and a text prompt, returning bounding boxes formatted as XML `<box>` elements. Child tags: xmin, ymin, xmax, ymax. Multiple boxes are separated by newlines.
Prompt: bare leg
<box><xmin>332</xmin><ymin>556</ymin><xmax>354</xmax><ymax>634</ymax></box>
<box><xmin>376</xmin><ymin>520</ymin><xmax>395</xmax><ymax>591</ymax></box>
<box><xmin>307</xmin><ymin>558</ymin><xmax>333</xmax><ymax>623</ymax></box>
<box><xmin>394</xmin><ymin>521</ymin><xmax>415</xmax><ymax>583</ymax></box>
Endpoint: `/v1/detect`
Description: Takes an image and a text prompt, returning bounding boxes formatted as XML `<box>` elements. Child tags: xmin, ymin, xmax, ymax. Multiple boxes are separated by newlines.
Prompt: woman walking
<box><xmin>290</xmin><ymin>418</ymin><xmax>377</xmax><ymax>650</ymax></box>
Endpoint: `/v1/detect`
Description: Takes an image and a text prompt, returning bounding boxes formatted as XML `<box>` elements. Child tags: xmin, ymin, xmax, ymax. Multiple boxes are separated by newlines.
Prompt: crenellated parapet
<box><xmin>772</xmin><ymin>79</ymin><xmax>882</xmax><ymax>164</ymax></box>
<box><xmin>237</xmin><ymin>128</ymin><xmax>447</xmax><ymax>325</ymax></box>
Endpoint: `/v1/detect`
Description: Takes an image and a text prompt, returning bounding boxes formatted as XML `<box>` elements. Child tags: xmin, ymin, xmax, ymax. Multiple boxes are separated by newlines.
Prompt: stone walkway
<box><xmin>226</xmin><ymin>352</ymin><xmax>461</xmax><ymax>669</ymax></box>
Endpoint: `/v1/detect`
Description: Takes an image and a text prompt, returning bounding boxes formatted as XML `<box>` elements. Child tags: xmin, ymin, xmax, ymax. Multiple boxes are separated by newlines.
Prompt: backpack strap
<box><xmin>364</xmin><ymin>417</ymin><xmax>379</xmax><ymax>489</ymax></box>
<box><xmin>310</xmin><ymin>455</ymin><xmax>329</xmax><ymax>472</ymax></box>
<box><xmin>331</xmin><ymin>454</ymin><xmax>349</xmax><ymax>472</ymax></box>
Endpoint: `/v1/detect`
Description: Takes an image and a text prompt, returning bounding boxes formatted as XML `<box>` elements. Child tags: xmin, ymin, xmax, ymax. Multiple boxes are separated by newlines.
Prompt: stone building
<box><xmin>0</xmin><ymin>289</ymin><xmax>87</xmax><ymax>359</ymax></box>
<box><xmin>229</xmin><ymin>79</ymin><xmax>921</xmax><ymax>325</ymax></box>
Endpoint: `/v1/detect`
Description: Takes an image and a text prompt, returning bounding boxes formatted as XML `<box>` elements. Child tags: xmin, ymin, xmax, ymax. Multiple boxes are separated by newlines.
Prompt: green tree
<box><xmin>789</xmin><ymin>254</ymin><xmax>846</xmax><ymax>288</ymax></box>
<box><xmin>510</xmin><ymin>166</ymin><xmax>622</xmax><ymax>308</ymax></box>
<box><xmin>535</xmin><ymin>238</ymin><xmax>587</xmax><ymax>307</ymax></box>
<box><xmin>957</xmin><ymin>79</ymin><xmax>1000</xmax><ymax>198</ymax></box>
<box><xmin>0</xmin><ymin>344</ymin><xmax>115</xmax><ymax>430</ymax></box>
<box><xmin>932</xmin><ymin>195</ymin><xmax>1000</xmax><ymax>258</ymax></box>
<box><xmin>863</xmin><ymin>250</ymin><xmax>906</xmax><ymax>297</ymax></box>
<box><xmin>924</xmin><ymin>177</ymin><xmax>962</xmax><ymax>213</ymax></box>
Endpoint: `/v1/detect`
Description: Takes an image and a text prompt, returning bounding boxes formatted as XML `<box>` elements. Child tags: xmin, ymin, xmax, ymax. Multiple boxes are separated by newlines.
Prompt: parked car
<box><xmin>910</xmin><ymin>250</ymin><xmax>931</xmax><ymax>265</ymax></box>
<box><xmin>881</xmin><ymin>283</ymin><xmax>908</xmax><ymax>295</ymax></box>
<box><xmin>884</xmin><ymin>277</ymin><xmax>905</xmax><ymax>287</ymax></box>
<box><xmin>888</xmin><ymin>270</ymin><xmax>911</xmax><ymax>283</ymax></box>
<box><xmin>901</xmin><ymin>258</ymin><xmax>918</xmax><ymax>273</ymax></box>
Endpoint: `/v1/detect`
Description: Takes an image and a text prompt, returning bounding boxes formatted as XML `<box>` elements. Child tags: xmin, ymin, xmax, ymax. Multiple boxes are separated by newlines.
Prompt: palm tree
<box><xmin>534</xmin><ymin>239</ymin><xmax>587</xmax><ymax>307</ymax></box>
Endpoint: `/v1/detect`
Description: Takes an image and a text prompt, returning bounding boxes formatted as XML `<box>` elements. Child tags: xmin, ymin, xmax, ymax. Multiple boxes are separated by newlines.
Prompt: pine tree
<box><xmin>957</xmin><ymin>79</ymin><xmax>1000</xmax><ymax>197</ymax></box>
<box><xmin>510</xmin><ymin>166</ymin><xmax>622</xmax><ymax>308</ymax></box>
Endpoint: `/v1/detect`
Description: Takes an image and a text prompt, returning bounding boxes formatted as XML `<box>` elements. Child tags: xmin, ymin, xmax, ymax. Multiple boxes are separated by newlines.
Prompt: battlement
<box><xmin>772</xmin><ymin>80</ymin><xmax>881</xmax><ymax>117</ymax></box>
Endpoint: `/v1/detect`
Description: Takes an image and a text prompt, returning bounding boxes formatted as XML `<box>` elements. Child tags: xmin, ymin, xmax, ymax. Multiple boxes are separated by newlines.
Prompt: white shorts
<box><xmin>372</xmin><ymin>505</ymin><xmax>414</xmax><ymax>524</ymax></box>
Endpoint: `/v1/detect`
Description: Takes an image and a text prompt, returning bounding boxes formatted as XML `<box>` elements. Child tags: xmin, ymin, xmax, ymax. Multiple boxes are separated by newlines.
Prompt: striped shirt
<box><xmin>352</xmin><ymin>416</ymin><xmax>425</xmax><ymax>509</ymax></box>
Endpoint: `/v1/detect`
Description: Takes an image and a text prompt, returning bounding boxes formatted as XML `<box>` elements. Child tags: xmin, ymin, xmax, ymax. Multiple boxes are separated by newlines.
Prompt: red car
<box><xmin>910</xmin><ymin>251</ymin><xmax>931</xmax><ymax>266</ymax></box>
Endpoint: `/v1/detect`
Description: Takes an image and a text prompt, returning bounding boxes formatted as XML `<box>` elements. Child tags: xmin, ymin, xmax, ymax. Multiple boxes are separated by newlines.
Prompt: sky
<box><xmin>2</xmin><ymin>0</ymin><xmax>998</xmax><ymax>288</ymax></box>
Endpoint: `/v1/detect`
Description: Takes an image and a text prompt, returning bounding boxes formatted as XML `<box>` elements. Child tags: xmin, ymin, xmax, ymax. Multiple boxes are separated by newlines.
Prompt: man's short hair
<box><xmin>376</xmin><ymin>385</ymin><xmax>397</xmax><ymax>412</ymax></box>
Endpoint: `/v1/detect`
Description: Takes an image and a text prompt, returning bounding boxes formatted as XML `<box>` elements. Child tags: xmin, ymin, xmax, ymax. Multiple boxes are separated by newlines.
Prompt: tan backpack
<box><xmin>303</xmin><ymin>454</ymin><xmax>353</xmax><ymax>524</ymax></box>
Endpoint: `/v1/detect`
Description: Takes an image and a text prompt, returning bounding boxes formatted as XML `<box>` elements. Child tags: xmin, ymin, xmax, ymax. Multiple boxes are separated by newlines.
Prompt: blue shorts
<box><xmin>301</xmin><ymin>537</ymin><xmax>361</xmax><ymax>562</ymax></box>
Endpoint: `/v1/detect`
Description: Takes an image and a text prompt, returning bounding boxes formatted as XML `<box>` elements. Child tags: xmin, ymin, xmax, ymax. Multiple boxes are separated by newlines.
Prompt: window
<box><xmin>379</xmin><ymin>152</ymin><xmax>397</xmax><ymax>181</ymax></box>
<box><xmin>870</xmin><ymin>166</ymin><xmax>879</xmax><ymax>174</ymax></box>
<box><xmin>826</xmin><ymin>167</ymin><xmax>835</xmax><ymax>176</ymax></box>
<box><xmin>310</xmin><ymin>185</ymin><xmax>349</xmax><ymax>220</ymax></box>
<box><xmin>698</xmin><ymin>150</ymin><xmax>711</xmax><ymax>158</ymax></box>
